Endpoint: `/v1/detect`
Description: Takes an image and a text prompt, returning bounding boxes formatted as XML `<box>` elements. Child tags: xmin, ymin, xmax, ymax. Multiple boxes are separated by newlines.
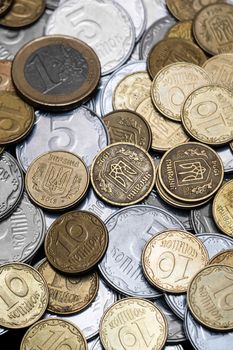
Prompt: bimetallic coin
<box><xmin>203</xmin><ymin>54</ymin><xmax>233</xmax><ymax>90</ymax></box>
<box><xmin>0</xmin><ymin>60</ymin><xmax>14</xmax><ymax>91</ymax></box>
<box><xmin>191</xmin><ymin>202</ymin><xmax>219</xmax><ymax>234</ymax></box>
<box><xmin>0</xmin><ymin>0</ymin><xmax>12</xmax><ymax>17</ymax></box>
<box><xmin>210</xmin><ymin>249</ymin><xmax>233</xmax><ymax>266</ymax></box>
<box><xmin>166</xmin><ymin>21</ymin><xmax>194</xmax><ymax>42</ymax></box>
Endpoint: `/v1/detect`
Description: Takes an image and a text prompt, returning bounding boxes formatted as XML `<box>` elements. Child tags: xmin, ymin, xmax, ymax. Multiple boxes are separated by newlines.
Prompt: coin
<box><xmin>213</xmin><ymin>180</ymin><xmax>233</xmax><ymax>237</ymax></box>
<box><xmin>91</xmin><ymin>338</ymin><xmax>184</xmax><ymax>350</ymax></box>
<box><xmin>144</xmin><ymin>0</ymin><xmax>170</xmax><ymax>28</ymax></box>
<box><xmin>209</xmin><ymin>250</ymin><xmax>233</xmax><ymax>266</ymax></box>
<box><xmin>0</xmin><ymin>0</ymin><xmax>45</xmax><ymax>28</ymax></box>
<box><xmin>45</xmin><ymin>210</ymin><xmax>108</xmax><ymax>274</ymax></box>
<box><xmin>12</xmin><ymin>35</ymin><xmax>101</xmax><ymax>110</ymax></box>
<box><xmin>166</xmin><ymin>21</ymin><xmax>194</xmax><ymax>42</ymax></box>
<box><xmin>20</xmin><ymin>319</ymin><xmax>87</xmax><ymax>350</ymax></box>
<box><xmin>191</xmin><ymin>202</ymin><xmax>219</xmax><ymax>234</ymax></box>
<box><xmin>203</xmin><ymin>54</ymin><xmax>233</xmax><ymax>90</ymax></box>
<box><xmin>46</xmin><ymin>0</ymin><xmax>59</xmax><ymax>9</ymax></box>
<box><xmin>217</xmin><ymin>145</ymin><xmax>233</xmax><ymax>173</ymax></box>
<box><xmin>25</xmin><ymin>151</ymin><xmax>89</xmax><ymax>210</ymax></box>
<box><xmin>151</xmin><ymin>62</ymin><xmax>210</xmax><ymax>122</ymax></box>
<box><xmin>37</xmin><ymin>259</ymin><xmax>99</xmax><ymax>314</ymax></box>
<box><xmin>103</xmin><ymin>110</ymin><xmax>152</xmax><ymax>151</ymax></box>
<box><xmin>147</xmin><ymin>38</ymin><xmax>207</xmax><ymax>78</ymax></box>
<box><xmin>231</xmin><ymin>142</ymin><xmax>233</xmax><ymax>151</ymax></box>
<box><xmin>91</xmin><ymin>142</ymin><xmax>155</xmax><ymax>206</ymax></box>
<box><xmin>0</xmin><ymin>60</ymin><xmax>14</xmax><ymax>91</ymax></box>
<box><xmin>0</xmin><ymin>263</ymin><xmax>48</xmax><ymax>329</ymax></box>
<box><xmin>0</xmin><ymin>0</ymin><xmax>13</xmax><ymax>17</ymax></box>
<box><xmin>187</xmin><ymin>264</ymin><xmax>233</xmax><ymax>330</ymax></box>
<box><xmin>100</xmin><ymin>298</ymin><xmax>168</xmax><ymax>350</ymax></box>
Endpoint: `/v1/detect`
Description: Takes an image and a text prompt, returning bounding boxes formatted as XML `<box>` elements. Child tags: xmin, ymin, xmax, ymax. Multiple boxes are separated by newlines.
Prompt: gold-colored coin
<box><xmin>151</xmin><ymin>62</ymin><xmax>211</xmax><ymax>122</ymax></box>
<box><xmin>187</xmin><ymin>264</ymin><xmax>233</xmax><ymax>330</ymax></box>
<box><xmin>45</xmin><ymin>210</ymin><xmax>108</xmax><ymax>274</ymax></box>
<box><xmin>0</xmin><ymin>60</ymin><xmax>14</xmax><ymax>91</ymax></box>
<box><xmin>113</xmin><ymin>72</ymin><xmax>151</xmax><ymax>111</ymax></box>
<box><xmin>182</xmin><ymin>85</ymin><xmax>233</xmax><ymax>145</ymax></box>
<box><xmin>213</xmin><ymin>180</ymin><xmax>233</xmax><ymax>237</ymax></box>
<box><xmin>20</xmin><ymin>318</ymin><xmax>87</xmax><ymax>350</ymax></box>
<box><xmin>203</xmin><ymin>54</ymin><xmax>233</xmax><ymax>90</ymax></box>
<box><xmin>142</xmin><ymin>230</ymin><xmax>209</xmax><ymax>293</ymax></box>
<box><xmin>100</xmin><ymin>298</ymin><xmax>168</xmax><ymax>350</ymax></box>
<box><xmin>136</xmin><ymin>97</ymin><xmax>189</xmax><ymax>152</ymax></box>
<box><xmin>25</xmin><ymin>151</ymin><xmax>89</xmax><ymax>211</ymax></box>
<box><xmin>166</xmin><ymin>21</ymin><xmax>194</xmax><ymax>42</ymax></box>
<box><xmin>209</xmin><ymin>250</ymin><xmax>233</xmax><ymax>266</ymax></box>
<box><xmin>91</xmin><ymin>142</ymin><xmax>156</xmax><ymax>206</ymax></box>
<box><xmin>37</xmin><ymin>259</ymin><xmax>99</xmax><ymax>314</ymax></box>
<box><xmin>0</xmin><ymin>263</ymin><xmax>48</xmax><ymax>329</ymax></box>
<box><xmin>103</xmin><ymin>110</ymin><xmax>152</xmax><ymax>151</ymax></box>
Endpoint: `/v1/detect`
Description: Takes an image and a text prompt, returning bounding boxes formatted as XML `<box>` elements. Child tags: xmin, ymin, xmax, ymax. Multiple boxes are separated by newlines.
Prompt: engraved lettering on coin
<box><xmin>0</xmin><ymin>60</ymin><xmax>14</xmax><ymax>91</ymax></box>
<box><xmin>203</xmin><ymin>54</ymin><xmax>233</xmax><ymax>90</ymax></box>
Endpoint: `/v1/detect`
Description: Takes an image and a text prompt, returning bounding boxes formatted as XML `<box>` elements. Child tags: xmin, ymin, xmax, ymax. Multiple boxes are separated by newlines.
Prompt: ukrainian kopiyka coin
<box><xmin>191</xmin><ymin>202</ymin><xmax>219</xmax><ymax>234</ymax></box>
<box><xmin>25</xmin><ymin>151</ymin><xmax>89</xmax><ymax>211</ymax></box>
<box><xmin>143</xmin><ymin>0</ymin><xmax>169</xmax><ymax>28</ymax></box>
<box><xmin>45</xmin><ymin>211</ymin><xmax>108</xmax><ymax>274</ymax></box>
<box><xmin>12</xmin><ymin>35</ymin><xmax>100</xmax><ymax>111</ymax></box>
<box><xmin>0</xmin><ymin>263</ymin><xmax>48</xmax><ymax>329</ymax></box>
<box><xmin>217</xmin><ymin>146</ymin><xmax>233</xmax><ymax>173</ymax></box>
<box><xmin>203</xmin><ymin>54</ymin><xmax>233</xmax><ymax>90</ymax></box>
<box><xmin>16</xmin><ymin>107</ymin><xmax>109</xmax><ymax>172</ymax></box>
<box><xmin>0</xmin><ymin>60</ymin><xmax>14</xmax><ymax>91</ymax></box>
<box><xmin>20</xmin><ymin>319</ymin><xmax>87</xmax><ymax>350</ymax></box>
<box><xmin>46</xmin><ymin>0</ymin><xmax>135</xmax><ymax>75</ymax></box>
<box><xmin>99</xmin><ymin>205</ymin><xmax>184</xmax><ymax>298</ymax></box>
<box><xmin>0</xmin><ymin>0</ymin><xmax>13</xmax><ymax>17</ymax></box>
<box><xmin>103</xmin><ymin>110</ymin><xmax>151</xmax><ymax>151</ymax></box>
<box><xmin>210</xmin><ymin>250</ymin><xmax>233</xmax><ymax>266</ymax></box>
<box><xmin>0</xmin><ymin>152</ymin><xmax>24</xmax><ymax>220</ymax></box>
<box><xmin>91</xmin><ymin>143</ymin><xmax>155</xmax><ymax>206</ymax></box>
<box><xmin>91</xmin><ymin>338</ymin><xmax>184</xmax><ymax>350</ymax></box>
<box><xmin>100</xmin><ymin>298</ymin><xmax>168</xmax><ymax>350</ymax></box>
<box><xmin>166</xmin><ymin>21</ymin><xmax>194</xmax><ymax>42</ymax></box>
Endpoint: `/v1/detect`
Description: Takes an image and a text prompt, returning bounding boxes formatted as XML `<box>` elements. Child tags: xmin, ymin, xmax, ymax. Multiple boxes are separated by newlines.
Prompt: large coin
<box><xmin>203</xmin><ymin>54</ymin><xmax>233</xmax><ymax>90</ymax></box>
<box><xmin>90</xmin><ymin>338</ymin><xmax>184</xmax><ymax>350</ymax></box>
<box><xmin>210</xmin><ymin>250</ymin><xmax>233</xmax><ymax>266</ymax></box>
<box><xmin>0</xmin><ymin>60</ymin><xmax>14</xmax><ymax>91</ymax></box>
<box><xmin>0</xmin><ymin>0</ymin><xmax>13</xmax><ymax>17</ymax></box>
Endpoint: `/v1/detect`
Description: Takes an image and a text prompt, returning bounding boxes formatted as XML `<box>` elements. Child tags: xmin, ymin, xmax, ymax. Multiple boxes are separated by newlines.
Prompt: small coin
<box><xmin>213</xmin><ymin>180</ymin><xmax>233</xmax><ymax>237</ymax></box>
<box><xmin>209</xmin><ymin>249</ymin><xmax>233</xmax><ymax>266</ymax></box>
<box><xmin>0</xmin><ymin>0</ymin><xmax>13</xmax><ymax>17</ymax></box>
<box><xmin>100</xmin><ymin>298</ymin><xmax>168</xmax><ymax>350</ymax></box>
<box><xmin>147</xmin><ymin>38</ymin><xmax>206</xmax><ymax>78</ymax></box>
<box><xmin>187</xmin><ymin>264</ymin><xmax>233</xmax><ymax>330</ymax></box>
<box><xmin>12</xmin><ymin>35</ymin><xmax>100</xmax><ymax>110</ymax></box>
<box><xmin>91</xmin><ymin>142</ymin><xmax>155</xmax><ymax>206</ymax></box>
<box><xmin>203</xmin><ymin>54</ymin><xmax>233</xmax><ymax>90</ymax></box>
<box><xmin>103</xmin><ymin>110</ymin><xmax>152</xmax><ymax>151</ymax></box>
<box><xmin>20</xmin><ymin>318</ymin><xmax>87</xmax><ymax>350</ymax></box>
<box><xmin>25</xmin><ymin>151</ymin><xmax>89</xmax><ymax>211</ymax></box>
<box><xmin>166</xmin><ymin>21</ymin><xmax>194</xmax><ymax>42</ymax></box>
<box><xmin>0</xmin><ymin>60</ymin><xmax>14</xmax><ymax>91</ymax></box>
<box><xmin>0</xmin><ymin>263</ymin><xmax>48</xmax><ymax>329</ymax></box>
<box><xmin>45</xmin><ymin>210</ymin><xmax>108</xmax><ymax>274</ymax></box>
<box><xmin>0</xmin><ymin>0</ymin><xmax>45</xmax><ymax>28</ymax></box>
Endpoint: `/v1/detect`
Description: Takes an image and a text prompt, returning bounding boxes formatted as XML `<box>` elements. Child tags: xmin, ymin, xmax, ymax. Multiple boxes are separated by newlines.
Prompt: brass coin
<box><xmin>0</xmin><ymin>263</ymin><xmax>48</xmax><ymax>329</ymax></box>
<box><xmin>213</xmin><ymin>179</ymin><xmax>233</xmax><ymax>237</ymax></box>
<box><xmin>151</xmin><ymin>62</ymin><xmax>211</xmax><ymax>122</ymax></box>
<box><xmin>25</xmin><ymin>151</ymin><xmax>89</xmax><ymax>211</ymax></box>
<box><xmin>203</xmin><ymin>54</ymin><xmax>233</xmax><ymax>90</ymax></box>
<box><xmin>20</xmin><ymin>318</ymin><xmax>87</xmax><ymax>350</ymax></box>
<box><xmin>166</xmin><ymin>21</ymin><xmax>194</xmax><ymax>42</ymax></box>
<box><xmin>0</xmin><ymin>60</ymin><xmax>14</xmax><ymax>91</ymax></box>
<box><xmin>0</xmin><ymin>92</ymin><xmax>34</xmax><ymax>145</ymax></box>
<box><xmin>136</xmin><ymin>97</ymin><xmax>189</xmax><ymax>152</ymax></box>
<box><xmin>147</xmin><ymin>38</ymin><xmax>207</xmax><ymax>78</ymax></box>
<box><xmin>0</xmin><ymin>0</ymin><xmax>45</xmax><ymax>28</ymax></box>
<box><xmin>37</xmin><ymin>259</ymin><xmax>99</xmax><ymax>314</ymax></box>
<box><xmin>182</xmin><ymin>85</ymin><xmax>233</xmax><ymax>145</ymax></box>
<box><xmin>187</xmin><ymin>264</ymin><xmax>233</xmax><ymax>330</ymax></box>
<box><xmin>91</xmin><ymin>142</ymin><xmax>156</xmax><ymax>206</ymax></box>
<box><xmin>142</xmin><ymin>230</ymin><xmax>209</xmax><ymax>293</ymax></box>
<box><xmin>159</xmin><ymin>142</ymin><xmax>224</xmax><ymax>202</ymax></box>
<box><xmin>103</xmin><ymin>110</ymin><xmax>152</xmax><ymax>151</ymax></box>
<box><xmin>100</xmin><ymin>298</ymin><xmax>168</xmax><ymax>350</ymax></box>
<box><xmin>209</xmin><ymin>249</ymin><xmax>233</xmax><ymax>266</ymax></box>
<box><xmin>113</xmin><ymin>71</ymin><xmax>151</xmax><ymax>111</ymax></box>
<box><xmin>45</xmin><ymin>210</ymin><xmax>108</xmax><ymax>274</ymax></box>
<box><xmin>12</xmin><ymin>35</ymin><xmax>101</xmax><ymax>111</ymax></box>
<box><xmin>0</xmin><ymin>0</ymin><xmax>13</xmax><ymax>17</ymax></box>
<box><xmin>193</xmin><ymin>4</ymin><xmax>233</xmax><ymax>56</ymax></box>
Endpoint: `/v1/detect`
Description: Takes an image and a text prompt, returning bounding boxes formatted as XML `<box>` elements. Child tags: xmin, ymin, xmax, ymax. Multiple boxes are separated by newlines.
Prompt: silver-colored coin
<box><xmin>47</xmin><ymin>0</ymin><xmax>60</xmax><ymax>9</ymax></box>
<box><xmin>90</xmin><ymin>338</ymin><xmax>184</xmax><ymax>350</ymax></box>
<box><xmin>143</xmin><ymin>0</ymin><xmax>169</xmax><ymax>29</ymax></box>
<box><xmin>165</xmin><ymin>233</ymin><xmax>233</xmax><ymax>320</ymax></box>
<box><xmin>217</xmin><ymin>146</ymin><xmax>233</xmax><ymax>173</ymax></box>
<box><xmin>85</xmin><ymin>99</ymin><xmax>96</xmax><ymax>112</ymax></box>
<box><xmin>139</xmin><ymin>15</ymin><xmax>176</xmax><ymax>59</ymax></box>
<box><xmin>0</xmin><ymin>45</ymin><xmax>14</xmax><ymax>60</ymax></box>
<box><xmin>16</xmin><ymin>107</ymin><xmax>109</xmax><ymax>172</ymax></box>
<box><xmin>44</xmin><ymin>277</ymin><xmax>117</xmax><ymax>340</ymax></box>
<box><xmin>94</xmin><ymin>76</ymin><xmax>110</xmax><ymax>118</ymax></box>
<box><xmin>0</xmin><ymin>152</ymin><xmax>24</xmax><ymax>220</ymax></box>
<box><xmin>185</xmin><ymin>310</ymin><xmax>233</xmax><ymax>350</ymax></box>
<box><xmin>99</xmin><ymin>205</ymin><xmax>184</xmax><ymax>298</ymax></box>
<box><xmin>46</xmin><ymin>0</ymin><xmax>136</xmax><ymax>75</ymax></box>
<box><xmin>127</xmin><ymin>42</ymin><xmax>140</xmax><ymax>63</ymax></box>
<box><xmin>0</xmin><ymin>327</ymin><xmax>7</xmax><ymax>336</ymax></box>
<box><xmin>191</xmin><ymin>202</ymin><xmax>218</xmax><ymax>234</ymax></box>
<box><xmin>100</xmin><ymin>60</ymin><xmax>146</xmax><ymax>116</ymax></box>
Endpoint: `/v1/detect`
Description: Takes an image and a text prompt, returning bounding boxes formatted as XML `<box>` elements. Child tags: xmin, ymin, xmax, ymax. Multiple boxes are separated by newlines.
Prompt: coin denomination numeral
<box><xmin>49</xmin><ymin>117</ymin><xmax>76</xmax><ymax>151</ymax></box>
<box><xmin>157</xmin><ymin>251</ymin><xmax>192</xmax><ymax>282</ymax></box>
<box><xmin>36</xmin><ymin>330</ymin><xmax>73</xmax><ymax>350</ymax></box>
<box><xmin>212</xmin><ymin>274</ymin><xmax>233</xmax><ymax>311</ymax></box>
<box><xmin>0</xmin><ymin>272</ymin><xmax>28</xmax><ymax>310</ymax></box>
<box><xmin>190</xmin><ymin>101</ymin><xmax>226</xmax><ymax>131</ymax></box>
<box><xmin>119</xmin><ymin>318</ymin><xmax>155</xmax><ymax>349</ymax></box>
<box><xmin>169</xmin><ymin>86</ymin><xmax>186</xmax><ymax>107</ymax></box>
<box><xmin>11</xmin><ymin>0</ymin><xmax>38</xmax><ymax>18</ymax></box>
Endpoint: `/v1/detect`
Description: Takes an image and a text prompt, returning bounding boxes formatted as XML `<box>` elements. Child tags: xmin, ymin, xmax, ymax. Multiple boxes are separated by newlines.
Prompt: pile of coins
<box><xmin>0</xmin><ymin>0</ymin><xmax>233</xmax><ymax>350</ymax></box>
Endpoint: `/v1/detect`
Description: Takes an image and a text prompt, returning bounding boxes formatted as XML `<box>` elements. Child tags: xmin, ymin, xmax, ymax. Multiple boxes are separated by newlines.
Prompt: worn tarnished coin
<box><xmin>103</xmin><ymin>110</ymin><xmax>151</xmax><ymax>151</ymax></box>
<box><xmin>37</xmin><ymin>259</ymin><xmax>99</xmax><ymax>314</ymax></box>
<box><xmin>188</xmin><ymin>264</ymin><xmax>233</xmax><ymax>330</ymax></box>
<box><xmin>166</xmin><ymin>21</ymin><xmax>194</xmax><ymax>42</ymax></box>
<box><xmin>100</xmin><ymin>298</ymin><xmax>168</xmax><ymax>350</ymax></box>
<box><xmin>0</xmin><ymin>0</ymin><xmax>13</xmax><ymax>17</ymax></box>
<box><xmin>12</xmin><ymin>35</ymin><xmax>100</xmax><ymax>110</ymax></box>
<box><xmin>151</xmin><ymin>62</ymin><xmax>210</xmax><ymax>122</ymax></box>
<box><xmin>182</xmin><ymin>85</ymin><xmax>233</xmax><ymax>145</ymax></box>
<box><xmin>203</xmin><ymin>54</ymin><xmax>233</xmax><ymax>90</ymax></box>
<box><xmin>113</xmin><ymin>71</ymin><xmax>151</xmax><ymax>111</ymax></box>
<box><xmin>147</xmin><ymin>38</ymin><xmax>206</xmax><ymax>78</ymax></box>
<box><xmin>0</xmin><ymin>60</ymin><xmax>14</xmax><ymax>91</ymax></box>
<box><xmin>0</xmin><ymin>263</ymin><xmax>48</xmax><ymax>329</ymax></box>
<box><xmin>210</xmin><ymin>250</ymin><xmax>233</xmax><ymax>266</ymax></box>
<box><xmin>142</xmin><ymin>230</ymin><xmax>209</xmax><ymax>293</ymax></box>
<box><xmin>20</xmin><ymin>318</ymin><xmax>87</xmax><ymax>350</ymax></box>
<box><xmin>45</xmin><ymin>211</ymin><xmax>108</xmax><ymax>274</ymax></box>
<box><xmin>26</xmin><ymin>151</ymin><xmax>89</xmax><ymax>211</ymax></box>
<box><xmin>91</xmin><ymin>142</ymin><xmax>155</xmax><ymax>206</ymax></box>
<box><xmin>213</xmin><ymin>180</ymin><xmax>233</xmax><ymax>237</ymax></box>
